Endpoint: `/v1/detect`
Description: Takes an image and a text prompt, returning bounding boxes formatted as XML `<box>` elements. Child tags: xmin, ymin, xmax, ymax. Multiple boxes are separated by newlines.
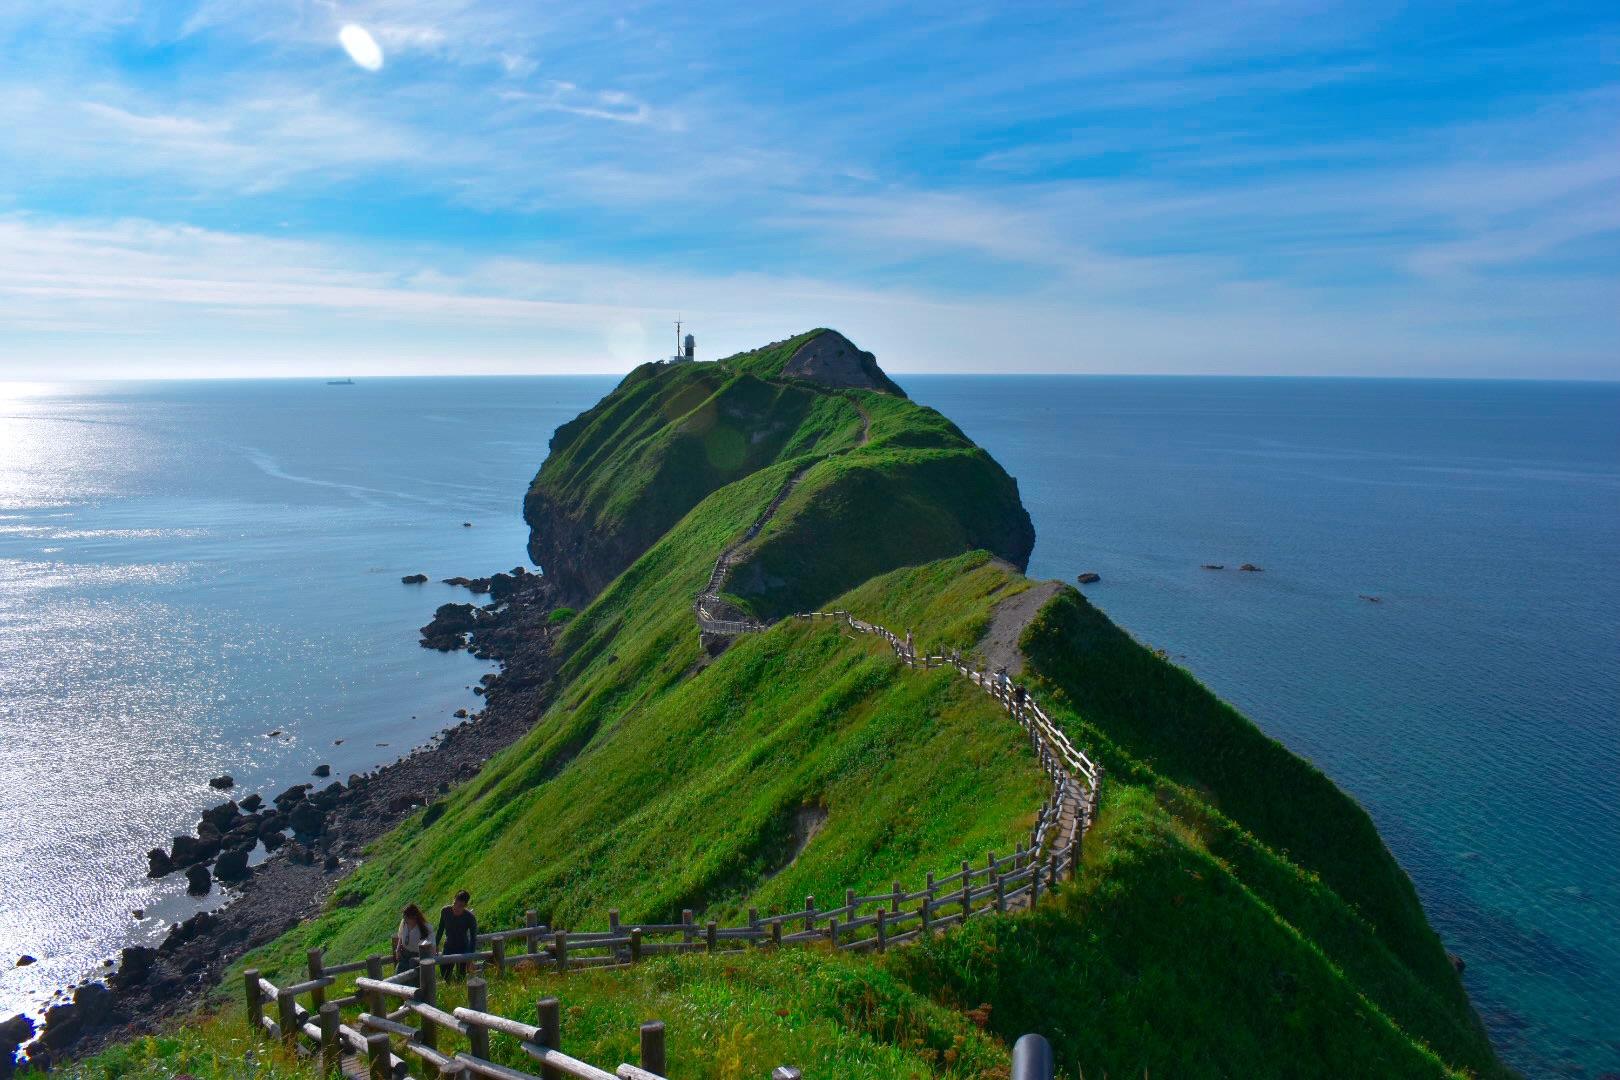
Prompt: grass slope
<box><xmin>63</xmin><ymin>339</ymin><xmax>1507</xmax><ymax>1080</ymax></box>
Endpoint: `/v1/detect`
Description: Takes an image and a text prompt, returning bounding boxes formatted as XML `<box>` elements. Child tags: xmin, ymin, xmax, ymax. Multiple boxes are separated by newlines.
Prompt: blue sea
<box><xmin>0</xmin><ymin>375</ymin><xmax>1615</xmax><ymax>1077</ymax></box>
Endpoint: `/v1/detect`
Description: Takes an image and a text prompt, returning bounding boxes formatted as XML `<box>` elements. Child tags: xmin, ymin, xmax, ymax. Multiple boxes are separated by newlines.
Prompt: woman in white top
<box><xmin>394</xmin><ymin>903</ymin><xmax>432</xmax><ymax>974</ymax></box>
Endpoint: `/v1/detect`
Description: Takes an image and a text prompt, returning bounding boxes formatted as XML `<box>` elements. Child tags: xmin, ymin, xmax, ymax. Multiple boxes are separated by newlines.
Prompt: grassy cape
<box><xmin>68</xmin><ymin>332</ymin><xmax>1508</xmax><ymax>1079</ymax></box>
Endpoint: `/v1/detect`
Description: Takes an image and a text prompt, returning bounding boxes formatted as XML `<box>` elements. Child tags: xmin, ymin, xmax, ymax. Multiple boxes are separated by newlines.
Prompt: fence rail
<box><xmin>244</xmin><ymin>607</ymin><xmax>1101</xmax><ymax>1079</ymax></box>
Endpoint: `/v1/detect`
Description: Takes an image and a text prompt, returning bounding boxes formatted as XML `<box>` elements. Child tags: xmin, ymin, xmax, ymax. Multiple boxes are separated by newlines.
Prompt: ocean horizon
<box><xmin>1</xmin><ymin>373</ymin><xmax>1614</xmax><ymax>1077</ymax></box>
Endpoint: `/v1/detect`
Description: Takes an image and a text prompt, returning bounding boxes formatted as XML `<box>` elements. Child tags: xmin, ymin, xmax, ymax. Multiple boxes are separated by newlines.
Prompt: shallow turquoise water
<box><xmin>0</xmin><ymin>374</ymin><xmax>1614</xmax><ymax>1076</ymax></box>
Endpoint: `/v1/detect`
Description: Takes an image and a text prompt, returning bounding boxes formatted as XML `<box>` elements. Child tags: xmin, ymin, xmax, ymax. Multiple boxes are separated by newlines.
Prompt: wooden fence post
<box><xmin>553</xmin><ymin>930</ymin><xmax>568</xmax><ymax>973</ymax></box>
<box><xmin>706</xmin><ymin>921</ymin><xmax>718</xmax><ymax>954</ymax></box>
<box><xmin>640</xmin><ymin>1020</ymin><xmax>666</xmax><ymax>1076</ymax></box>
<box><xmin>891</xmin><ymin>881</ymin><xmax>903</xmax><ymax>914</ymax></box>
<box><xmin>417</xmin><ymin>957</ymin><xmax>439</xmax><ymax>1051</ymax></box>
<box><xmin>682</xmin><ymin>909</ymin><xmax>694</xmax><ymax>945</ymax></box>
<box><xmin>491</xmin><ymin>936</ymin><xmax>506</xmax><ymax>974</ymax></box>
<box><xmin>537</xmin><ymin>997</ymin><xmax>562</xmax><ymax>1080</ymax></box>
<box><xmin>1031</xmin><ymin>861</ymin><xmax>1042</xmax><ymax>908</ymax></box>
<box><xmin>277</xmin><ymin>989</ymin><xmax>298</xmax><ymax>1049</ymax></box>
<box><xmin>307</xmin><ymin>947</ymin><xmax>327</xmax><ymax>1011</ymax></box>
<box><xmin>920</xmin><ymin>889</ymin><xmax>933</xmax><ymax>937</ymax></box>
<box><xmin>466</xmin><ymin>979</ymin><xmax>490</xmax><ymax>1059</ymax></box>
<box><xmin>844</xmin><ymin>888</ymin><xmax>855</xmax><ymax>920</ymax></box>
<box><xmin>748</xmin><ymin>907</ymin><xmax>760</xmax><ymax>948</ymax></box>
<box><xmin>771</xmin><ymin>921</ymin><xmax>783</xmax><ymax>948</ymax></box>
<box><xmin>1069</xmin><ymin>835</ymin><xmax>1082</xmax><ymax>881</ymax></box>
<box><xmin>629</xmin><ymin>927</ymin><xmax>643</xmax><ymax>964</ymax></box>
<box><xmin>875</xmin><ymin>910</ymin><xmax>887</xmax><ymax>952</ymax></box>
<box><xmin>319</xmin><ymin>1002</ymin><xmax>340</xmax><ymax>1076</ymax></box>
<box><xmin>828</xmin><ymin>917</ymin><xmax>840</xmax><ymax>948</ymax></box>
<box><xmin>365</xmin><ymin>954</ymin><xmax>385</xmax><ymax>1015</ymax></box>
<box><xmin>961</xmin><ymin>861</ymin><xmax>973</xmax><ymax>921</ymax></box>
<box><xmin>994</xmin><ymin>869</ymin><xmax>1006</xmax><ymax>913</ymax></box>
<box><xmin>366</xmin><ymin>1032</ymin><xmax>390</xmax><ymax>1080</ymax></box>
<box><xmin>243</xmin><ymin>969</ymin><xmax>263</xmax><ymax>1036</ymax></box>
<box><xmin>804</xmin><ymin>895</ymin><xmax>815</xmax><ymax>934</ymax></box>
<box><xmin>526</xmin><ymin>909</ymin><xmax>539</xmax><ymax>958</ymax></box>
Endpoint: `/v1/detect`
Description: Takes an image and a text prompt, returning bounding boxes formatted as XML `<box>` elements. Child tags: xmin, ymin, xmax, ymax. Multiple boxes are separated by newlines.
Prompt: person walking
<box><xmin>393</xmin><ymin>903</ymin><xmax>432</xmax><ymax>975</ymax></box>
<box><xmin>436</xmin><ymin>889</ymin><xmax>478</xmax><ymax>981</ymax></box>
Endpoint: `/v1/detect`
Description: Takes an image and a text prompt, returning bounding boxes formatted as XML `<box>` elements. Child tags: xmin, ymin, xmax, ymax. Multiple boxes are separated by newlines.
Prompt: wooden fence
<box><xmin>244</xmin><ymin>610</ymin><xmax>1102</xmax><ymax>1080</ymax></box>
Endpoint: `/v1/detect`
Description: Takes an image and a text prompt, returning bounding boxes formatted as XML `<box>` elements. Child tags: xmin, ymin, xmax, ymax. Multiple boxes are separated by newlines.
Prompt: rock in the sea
<box><xmin>1077</xmin><ymin>572</ymin><xmax>1101</xmax><ymax>584</ymax></box>
<box><xmin>312</xmin><ymin>764</ymin><xmax>331</xmax><ymax>778</ymax></box>
<box><xmin>1448</xmin><ymin>951</ymin><xmax>1466</xmax><ymax>973</ymax></box>
<box><xmin>207</xmin><ymin>774</ymin><xmax>234</xmax><ymax>790</ymax></box>
<box><xmin>201</xmin><ymin>800</ymin><xmax>240</xmax><ymax>831</ymax></box>
<box><xmin>420</xmin><ymin>602</ymin><xmax>479</xmax><ymax>651</ymax></box>
<box><xmin>1</xmin><ymin>1013</ymin><xmax>35</xmax><ymax>1077</ymax></box>
<box><xmin>14</xmin><ymin>957</ymin><xmax>35</xmax><ymax>968</ymax></box>
<box><xmin>168</xmin><ymin>834</ymin><xmax>218</xmax><ymax>867</ymax></box>
<box><xmin>1239</xmin><ymin>563</ymin><xmax>1263</xmax><ymax>572</ymax></box>
<box><xmin>238</xmin><ymin>793</ymin><xmax>263</xmax><ymax>813</ymax></box>
<box><xmin>462</xmin><ymin>521</ymin><xmax>472</xmax><ymax>528</ymax></box>
<box><xmin>214</xmin><ymin>846</ymin><xmax>250</xmax><ymax>883</ymax></box>
<box><xmin>1360</xmin><ymin>594</ymin><xmax>1382</xmax><ymax>603</ymax></box>
<box><xmin>401</xmin><ymin>573</ymin><xmax>428</xmax><ymax>584</ymax></box>
<box><xmin>260</xmin><ymin>828</ymin><xmax>286</xmax><ymax>852</ymax></box>
<box><xmin>453</xmin><ymin>708</ymin><xmax>468</xmax><ymax>719</ymax></box>
<box><xmin>184</xmin><ymin>864</ymin><xmax>211</xmax><ymax>896</ymax></box>
<box><xmin>146</xmin><ymin>847</ymin><xmax>173</xmax><ymax>878</ymax></box>
<box><xmin>273</xmin><ymin>783</ymin><xmax>311</xmax><ymax>810</ymax></box>
<box><xmin>1201</xmin><ymin>564</ymin><xmax>1224</xmax><ymax>570</ymax></box>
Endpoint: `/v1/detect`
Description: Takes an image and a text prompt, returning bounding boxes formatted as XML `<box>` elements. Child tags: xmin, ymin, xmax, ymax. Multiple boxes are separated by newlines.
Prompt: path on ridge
<box><xmin>694</xmin><ymin>400</ymin><xmax>870</xmax><ymax>636</ymax></box>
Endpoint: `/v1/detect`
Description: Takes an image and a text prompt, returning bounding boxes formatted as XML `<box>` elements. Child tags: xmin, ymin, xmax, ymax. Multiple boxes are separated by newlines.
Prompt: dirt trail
<box><xmin>976</xmin><ymin>577</ymin><xmax>1065</xmax><ymax>677</ymax></box>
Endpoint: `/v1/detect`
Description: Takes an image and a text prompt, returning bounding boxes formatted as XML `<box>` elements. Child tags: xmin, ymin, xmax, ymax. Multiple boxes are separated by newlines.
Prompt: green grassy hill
<box><xmin>69</xmin><ymin>333</ymin><xmax>1507</xmax><ymax>1080</ymax></box>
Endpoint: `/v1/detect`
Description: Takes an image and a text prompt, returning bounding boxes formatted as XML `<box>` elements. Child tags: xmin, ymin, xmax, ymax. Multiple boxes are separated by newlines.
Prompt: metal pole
<box><xmin>1011</xmin><ymin>1033</ymin><xmax>1054</xmax><ymax>1080</ymax></box>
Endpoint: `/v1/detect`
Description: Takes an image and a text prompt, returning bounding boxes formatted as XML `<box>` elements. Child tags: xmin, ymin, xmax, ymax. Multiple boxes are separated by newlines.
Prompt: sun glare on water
<box><xmin>339</xmin><ymin>24</ymin><xmax>384</xmax><ymax>72</ymax></box>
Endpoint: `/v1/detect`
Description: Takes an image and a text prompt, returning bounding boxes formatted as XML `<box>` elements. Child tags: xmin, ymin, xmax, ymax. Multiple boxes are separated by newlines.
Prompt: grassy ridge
<box><xmin>63</xmin><ymin>339</ymin><xmax>1507</xmax><ymax>1079</ymax></box>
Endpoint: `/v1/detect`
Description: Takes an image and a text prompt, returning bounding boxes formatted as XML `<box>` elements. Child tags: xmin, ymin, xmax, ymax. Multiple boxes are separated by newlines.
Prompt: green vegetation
<box><xmin>66</xmin><ymin>333</ymin><xmax>1507</xmax><ymax>1080</ymax></box>
<box><xmin>546</xmin><ymin>607</ymin><xmax>576</xmax><ymax>624</ymax></box>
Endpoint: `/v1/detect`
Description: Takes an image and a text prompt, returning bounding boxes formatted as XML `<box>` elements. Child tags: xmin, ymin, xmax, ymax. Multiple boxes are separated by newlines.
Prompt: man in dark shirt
<box><xmin>436</xmin><ymin>889</ymin><xmax>478</xmax><ymax>980</ymax></box>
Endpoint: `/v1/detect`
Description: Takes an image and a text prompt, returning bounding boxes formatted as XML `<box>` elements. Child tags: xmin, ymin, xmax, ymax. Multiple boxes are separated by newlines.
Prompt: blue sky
<box><xmin>0</xmin><ymin>1</ymin><xmax>1616</xmax><ymax>378</ymax></box>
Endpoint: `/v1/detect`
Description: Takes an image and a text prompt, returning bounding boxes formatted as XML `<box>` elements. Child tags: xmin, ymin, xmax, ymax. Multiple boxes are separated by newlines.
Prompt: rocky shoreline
<box><xmin>4</xmin><ymin>569</ymin><xmax>561</xmax><ymax>1075</ymax></box>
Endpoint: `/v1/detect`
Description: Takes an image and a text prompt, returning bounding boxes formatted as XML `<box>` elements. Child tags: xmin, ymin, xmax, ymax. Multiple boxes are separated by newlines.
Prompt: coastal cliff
<box><xmin>58</xmin><ymin>331</ymin><xmax>1507</xmax><ymax>1080</ymax></box>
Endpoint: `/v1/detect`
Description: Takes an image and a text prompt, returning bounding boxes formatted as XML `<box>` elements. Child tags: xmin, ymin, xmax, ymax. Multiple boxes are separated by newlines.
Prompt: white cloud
<box><xmin>339</xmin><ymin>24</ymin><xmax>384</xmax><ymax>71</ymax></box>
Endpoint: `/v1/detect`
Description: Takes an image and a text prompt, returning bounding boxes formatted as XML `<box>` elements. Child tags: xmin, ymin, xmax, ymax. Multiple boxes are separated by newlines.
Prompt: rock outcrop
<box><xmin>780</xmin><ymin>330</ymin><xmax>907</xmax><ymax>395</ymax></box>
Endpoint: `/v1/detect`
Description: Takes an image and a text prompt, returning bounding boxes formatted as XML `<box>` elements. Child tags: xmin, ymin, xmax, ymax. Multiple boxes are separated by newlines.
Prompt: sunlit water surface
<box><xmin>1</xmin><ymin>375</ymin><xmax>1615</xmax><ymax>1078</ymax></box>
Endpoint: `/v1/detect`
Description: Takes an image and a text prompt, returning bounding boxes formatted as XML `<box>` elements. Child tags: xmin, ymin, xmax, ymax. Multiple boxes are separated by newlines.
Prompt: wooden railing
<box><xmin>244</xmin><ymin>609</ymin><xmax>1102</xmax><ymax>1080</ymax></box>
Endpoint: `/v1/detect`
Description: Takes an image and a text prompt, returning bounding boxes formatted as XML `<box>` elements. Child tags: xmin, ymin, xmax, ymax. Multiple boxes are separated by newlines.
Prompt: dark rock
<box><xmin>273</xmin><ymin>784</ymin><xmax>311</xmax><ymax>810</ymax></box>
<box><xmin>453</xmin><ymin>708</ymin><xmax>468</xmax><ymax>719</ymax></box>
<box><xmin>201</xmin><ymin>800</ymin><xmax>240</xmax><ymax>831</ymax></box>
<box><xmin>256</xmin><ymin>812</ymin><xmax>286</xmax><ymax>836</ymax></box>
<box><xmin>313</xmin><ymin>782</ymin><xmax>344</xmax><ymax>810</ymax></box>
<box><xmin>184</xmin><ymin>864</ymin><xmax>211</xmax><ymax>895</ymax></box>
<box><xmin>72</xmin><ymin>982</ymin><xmax>113</xmax><ymax>1026</ymax></box>
<box><xmin>238</xmin><ymin>793</ymin><xmax>263</xmax><ymax>812</ymax></box>
<box><xmin>1449</xmin><ymin>952</ymin><xmax>1466</xmax><ymax>973</ymax></box>
<box><xmin>111</xmin><ymin>946</ymin><xmax>155</xmax><ymax>989</ymax></box>
<box><xmin>422</xmin><ymin>802</ymin><xmax>446</xmax><ymax>827</ymax></box>
<box><xmin>420</xmin><ymin>602</ymin><xmax>478</xmax><ymax>650</ymax></box>
<box><xmin>1076</xmin><ymin>572</ymin><xmax>1101</xmax><ymax>584</ymax></box>
<box><xmin>265</xmin><ymin>729</ymin><xmax>282</xmax><ymax>738</ymax></box>
<box><xmin>387</xmin><ymin>794</ymin><xmax>422</xmax><ymax>815</ymax></box>
<box><xmin>312</xmin><ymin>764</ymin><xmax>332</xmax><ymax>778</ymax></box>
<box><xmin>322</xmin><ymin>853</ymin><xmax>341</xmax><ymax>872</ymax></box>
<box><xmin>1239</xmin><ymin>563</ymin><xmax>1263</xmax><ymax>572</ymax></box>
<box><xmin>1</xmin><ymin>1013</ymin><xmax>35</xmax><ymax>1076</ymax></box>
<box><xmin>259</xmin><ymin>829</ymin><xmax>286</xmax><ymax>852</ymax></box>
<box><xmin>1360</xmin><ymin>594</ymin><xmax>1382</xmax><ymax>603</ymax></box>
<box><xmin>208</xmin><ymin>774</ymin><xmax>234</xmax><ymax>790</ymax></box>
<box><xmin>462</xmin><ymin>521</ymin><xmax>472</xmax><ymax>527</ymax></box>
<box><xmin>169</xmin><ymin>834</ymin><xmax>218</xmax><ymax>867</ymax></box>
<box><xmin>288</xmin><ymin>801</ymin><xmax>326</xmax><ymax>837</ymax></box>
<box><xmin>214</xmin><ymin>846</ymin><xmax>251</xmax><ymax>883</ymax></box>
<box><xmin>14</xmin><ymin>957</ymin><xmax>34</xmax><ymax>968</ymax></box>
<box><xmin>146</xmin><ymin>847</ymin><xmax>173</xmax><ymax>878</ymax></box>
<box><xmin>195</xmin><ymin>820</ymin><xmax>222</xmax><ymax>844</ymax></box>
<box><xmin>335</xmin><ymin>891</ymin><xmax>364</xmax><ymax>909</ymax></box>
<box><xmin>158</xmin><ymin>912</ymin><xmax>217</xmax><ymax>954</ymax></box>
<box><xmin>401</xmin><ymin>573</ymin><xmax>429</xmax><ymax>584</ymax></box>
<box><xmin>442</xmin><ymin>576</ymin><xmax>472</xmax><ymax>587</ymax></box>
<box><xmin>1201</xmin><ymin>564</ymin><xmax>1224</xmax><ymax>570</ymax></box>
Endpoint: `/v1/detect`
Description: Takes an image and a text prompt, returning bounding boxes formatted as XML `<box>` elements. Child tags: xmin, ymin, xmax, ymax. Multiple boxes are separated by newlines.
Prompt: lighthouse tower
<box><xmin>671</xmin><ymin>319</ymin><xmax>697</xmax><ymax>363</ymax></box>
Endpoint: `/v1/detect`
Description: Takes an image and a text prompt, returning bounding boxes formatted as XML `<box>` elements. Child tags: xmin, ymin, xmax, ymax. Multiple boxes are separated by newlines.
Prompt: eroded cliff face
<box><xmin>523</xmin><ymin>486</ymin><xmax>647</xmax><ymax>607</ymax></box>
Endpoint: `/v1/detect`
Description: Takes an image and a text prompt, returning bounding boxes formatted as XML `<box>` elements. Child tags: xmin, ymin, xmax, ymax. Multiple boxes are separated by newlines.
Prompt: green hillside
<box><xmin>66</xmin><ymin>333</ymin><xmax>1507</xmax><ymax>1080</ymax></box>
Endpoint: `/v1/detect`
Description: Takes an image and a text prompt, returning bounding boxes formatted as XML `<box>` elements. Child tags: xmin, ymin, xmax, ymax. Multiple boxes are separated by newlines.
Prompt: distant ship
<box><xmin>326</xmin><ymin>378</ymin><xmax>355</xmax><ymax>386</ymax></box>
